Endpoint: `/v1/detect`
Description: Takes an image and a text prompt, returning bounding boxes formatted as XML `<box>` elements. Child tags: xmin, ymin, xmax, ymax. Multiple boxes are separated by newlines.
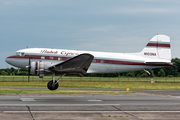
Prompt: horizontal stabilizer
<box><xmin>48</xmin><ymin>53</ymin><xmax>94</xmax><ymax>76</ymax></box>
<box><xmin>145</xmin><ymin>62</ymin><xmax>173</xmax><ymax>66</ymax></box>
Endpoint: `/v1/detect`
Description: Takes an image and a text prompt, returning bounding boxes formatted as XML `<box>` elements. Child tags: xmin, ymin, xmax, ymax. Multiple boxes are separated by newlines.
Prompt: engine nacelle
<box><xmin>31</xmin><ymin>61</ymin><xmax>56</xmax><ymax>78</ymax></box>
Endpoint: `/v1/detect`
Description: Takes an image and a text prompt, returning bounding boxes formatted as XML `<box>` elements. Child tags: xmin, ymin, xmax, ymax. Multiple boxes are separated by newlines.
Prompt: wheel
<box><xmin>47</xmin><ymin>80</ymin><xmax>59</xmax><ymax>90</ymax></box>
<box><xmin>147</xmin><ymin>71</ymin><xmax>152</xmax><ymax>76</ymax></box>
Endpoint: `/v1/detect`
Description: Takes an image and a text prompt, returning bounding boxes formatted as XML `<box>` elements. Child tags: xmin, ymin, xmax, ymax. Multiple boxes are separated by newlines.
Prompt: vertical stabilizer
<box><xmin>141</xmin><ymin>35</ymin><xmax>171</xmax><ymax>60</ymax></box>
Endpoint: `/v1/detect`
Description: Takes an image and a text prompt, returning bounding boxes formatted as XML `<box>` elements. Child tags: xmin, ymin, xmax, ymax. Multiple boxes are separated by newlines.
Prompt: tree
<box><xmin>1</xmin><ymin>71</ymin><xmax>8</xmax><ymax>75</ymax></box>
<box><xmin>158</xmin><ymin>69</ymin><xmax>165</xmax><ymax>77</ymax></box>
<box><xmin>126</xmin><ymin>72</ymin><xmax>135</xmax><ymax>77</ymax></box>
<box><xmin>18</xmin><ymin>69</ymin><xmax>28</xmax><ymax>75</ymax></box>
<box><xmin>172</xmin><ymin>58</ymin><xmax>180</xmax><ymax>73</ymax></box>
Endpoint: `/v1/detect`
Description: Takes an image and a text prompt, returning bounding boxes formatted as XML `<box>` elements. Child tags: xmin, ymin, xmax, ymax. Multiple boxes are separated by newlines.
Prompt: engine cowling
<box><xmin>30</xmin><ymin>61</ymin><xmax>56</xmax><ymax>78</ymax></box>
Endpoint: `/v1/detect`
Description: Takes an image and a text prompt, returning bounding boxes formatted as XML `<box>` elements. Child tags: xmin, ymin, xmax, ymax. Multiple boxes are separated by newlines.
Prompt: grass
<box><xmin>1</xmin><ymin>76</ymin><xmax>180</xmax><ymax>82</ymax></box>
<box><xmin>1</xmin><ymin>76</ymin><xmax>180</xmax><ymax>91</ymax></box>
<box><xmin>1</xmin><ymin>81</ymin><xmax>180</xmax><ymax>90</ymax></box>
<box><xmin>0</xmin><ymin>88</ymin><xmax>136</xmax><ymax>93</ymax></box>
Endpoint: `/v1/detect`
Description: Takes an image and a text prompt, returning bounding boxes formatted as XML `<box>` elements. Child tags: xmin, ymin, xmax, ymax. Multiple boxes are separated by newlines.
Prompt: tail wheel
<box><xmin>147</xmin><ymin>71</ymin><xmax>152</xmax><ymax>76</ymax></box>
<box><xmin>143</xmin><ymin>69</ymin><xmax>152</xmax><ymax>76</ymax></box>
<box><xmin>47</xmin><ymin>80</ymin><xmax>59</xmax><ymax>90</ymax></box>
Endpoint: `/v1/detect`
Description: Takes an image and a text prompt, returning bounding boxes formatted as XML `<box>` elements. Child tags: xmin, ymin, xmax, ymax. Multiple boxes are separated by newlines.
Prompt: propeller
<box><xmin>28</xmin><ymin>57</ymin><xmax>31</xmax><ymax>83</ymax></box>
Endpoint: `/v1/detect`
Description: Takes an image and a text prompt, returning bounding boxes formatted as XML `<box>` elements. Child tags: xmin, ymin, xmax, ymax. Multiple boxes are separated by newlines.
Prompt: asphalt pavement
<box><xmin>1</xmin><ymin>87</ymin><xmax>180</xmax><ymax>119</ymax></box>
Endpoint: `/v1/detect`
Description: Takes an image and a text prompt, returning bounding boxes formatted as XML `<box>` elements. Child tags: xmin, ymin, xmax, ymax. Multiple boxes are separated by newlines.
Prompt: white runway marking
<box><xmin>0</xmin><ymin>104</ymin><xmax>120</xmax><ymax>106</ymax></box>
<box><xmin>171</xmin><ymin>96</ymin><xmax>180</xmax><ymax>98</ymax></box>
<box><xmin>20</xmin><ymin>98</ymin><xmax>35</xmax><ymax>101</ymax></box>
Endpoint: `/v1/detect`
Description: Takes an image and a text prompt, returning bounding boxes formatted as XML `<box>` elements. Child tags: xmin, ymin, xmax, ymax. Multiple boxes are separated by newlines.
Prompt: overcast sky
<box><xmin>1</xmin><ymin>0</ymin><xmax>180</xmax><ymax>68</ymax></box>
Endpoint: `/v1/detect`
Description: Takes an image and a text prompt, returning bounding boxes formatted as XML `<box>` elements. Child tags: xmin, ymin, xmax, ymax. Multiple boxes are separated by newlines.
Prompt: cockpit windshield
<box><xmin>16</xmin><ymin>52</ymin><xmax>20</xmax><ymax>56</ymax></box>
<box><xmin>16</xmin><ymin>52</ymin><xmax>25</xmax><ymax>56</ymax></box>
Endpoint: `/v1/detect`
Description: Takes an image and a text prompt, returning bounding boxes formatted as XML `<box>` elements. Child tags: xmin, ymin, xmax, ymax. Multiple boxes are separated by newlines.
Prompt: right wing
<box><xmin>48</xmin><ymin>53</ymin><xmax>94</xmax><ymax>76</ymax></box>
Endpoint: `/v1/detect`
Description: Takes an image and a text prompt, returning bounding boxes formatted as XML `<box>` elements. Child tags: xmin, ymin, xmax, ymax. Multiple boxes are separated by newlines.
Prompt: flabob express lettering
<box><xmin>41</xmin><ymin>50</ymin><xmax>58</xmax><ymax>54</ymax></box>
<box><xmin>40</xmin><ymin>50</ymin><xmax>79</xmax><ymax>56</ymax></box>
<box><xmin>61</xmin><ymin>51</ymin><xmax>79</xmax><ymax>56</ymax></box>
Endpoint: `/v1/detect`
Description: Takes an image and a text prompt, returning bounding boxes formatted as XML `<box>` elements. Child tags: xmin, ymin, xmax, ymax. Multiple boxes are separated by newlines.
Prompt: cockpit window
<box><xmin>16</xmin><ymin>52</ymin><xmax>21</xmax><ymax>56</ymax></box>
<box><xmin>21</xmin><ymin>52</ymin><xmax>25</xmax><ymax>56</ymax></box>
<box><xmin>16</xmin><ymin>52</ymin><xmax>25</xmax><ymax>56</ymax></box>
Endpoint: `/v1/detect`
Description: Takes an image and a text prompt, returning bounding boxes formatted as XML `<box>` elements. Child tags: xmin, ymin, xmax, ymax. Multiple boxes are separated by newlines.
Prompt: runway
<box><xmin>1</xmin><ymin>88</ymin><xmax>180</xmax><ymax>119</ymax></box>
<box><xmin>1</xmin><ymin>95</ymin><xmax>180</xmax><ymax>110</ymax></box>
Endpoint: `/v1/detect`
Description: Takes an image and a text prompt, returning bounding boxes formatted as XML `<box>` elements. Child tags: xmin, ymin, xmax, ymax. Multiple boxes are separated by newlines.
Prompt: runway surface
<box><xmin>1</xmin><ymin>94</ymin><xmax>180</xmax><ymax>111</ymax></box>
<box><xmin>1</xmin><ymin>87</ymin><xmax>180</xmax><ymax>119</ymax></box>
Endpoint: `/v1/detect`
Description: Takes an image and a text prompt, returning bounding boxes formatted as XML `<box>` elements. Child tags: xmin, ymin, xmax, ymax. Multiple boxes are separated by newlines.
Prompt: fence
<box><xmin>0</xmin><ymin>76</ymin><xmax>180</xmax><ymax>82</ymax></box>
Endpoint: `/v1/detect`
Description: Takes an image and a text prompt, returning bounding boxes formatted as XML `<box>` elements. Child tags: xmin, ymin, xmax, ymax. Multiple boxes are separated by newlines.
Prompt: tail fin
<box><xmin>140</xmin><ymin>34</ymin><xmax>171</xmax><ymax>61</ymax></box>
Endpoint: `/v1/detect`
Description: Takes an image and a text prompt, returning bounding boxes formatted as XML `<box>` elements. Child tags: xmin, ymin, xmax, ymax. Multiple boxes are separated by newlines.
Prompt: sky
<box><xmin>0</xmin><ymin>0</ymin><xmax>180</xmax><ymax>68</ymax></box>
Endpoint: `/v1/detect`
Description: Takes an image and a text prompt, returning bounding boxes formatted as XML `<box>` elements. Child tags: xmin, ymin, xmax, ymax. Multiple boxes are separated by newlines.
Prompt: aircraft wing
<box><xmin>48</xmin><ymin>53</ymin><xmax>94</xmax><ymax>76</ymax></box>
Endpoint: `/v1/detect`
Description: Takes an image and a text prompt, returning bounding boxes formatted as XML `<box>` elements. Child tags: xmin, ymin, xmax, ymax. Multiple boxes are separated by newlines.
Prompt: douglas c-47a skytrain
<box><xmin>5</xmin><ymin>34</ymin><xmax>173</xmax><ymax>90</ymax></box>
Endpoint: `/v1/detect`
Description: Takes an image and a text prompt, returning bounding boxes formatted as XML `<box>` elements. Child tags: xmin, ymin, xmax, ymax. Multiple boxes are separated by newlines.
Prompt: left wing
<box><xmin>48</xmin><ymin>53</ymin><xmax>94</xmax><ymax>76</ymax></box>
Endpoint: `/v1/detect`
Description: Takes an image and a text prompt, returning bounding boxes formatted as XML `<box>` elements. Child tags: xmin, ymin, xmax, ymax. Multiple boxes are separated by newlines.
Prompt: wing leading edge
<box><xmin>48</xmin><ymin>54</ymin><xmax>94</xmax><ymax>76</ymax></box>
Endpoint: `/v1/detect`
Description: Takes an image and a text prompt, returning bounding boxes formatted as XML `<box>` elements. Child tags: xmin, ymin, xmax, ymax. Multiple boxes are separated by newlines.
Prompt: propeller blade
<box><xmin>28</xmin><ymin>73</ymin><xmax>30</xmax><ymax>83</ymax></box>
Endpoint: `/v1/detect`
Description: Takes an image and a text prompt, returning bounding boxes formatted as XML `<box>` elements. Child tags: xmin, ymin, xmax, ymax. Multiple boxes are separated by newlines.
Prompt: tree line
<box><xmin>1</xmin><ymin>58</ymin><xmax>180</xmax><ymax>77</ymax></box>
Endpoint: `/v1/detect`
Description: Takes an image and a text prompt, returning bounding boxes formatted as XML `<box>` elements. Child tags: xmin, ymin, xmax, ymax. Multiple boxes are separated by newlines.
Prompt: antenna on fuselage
<box><xmin>26</xmin><ymin>46</ymin><xmax>28</xmax><ymax>48</ymax></box>
<box><xmin>51</xmin><ymin>47</ymin><xmax>53</xmax><ymax>49</ymax></box>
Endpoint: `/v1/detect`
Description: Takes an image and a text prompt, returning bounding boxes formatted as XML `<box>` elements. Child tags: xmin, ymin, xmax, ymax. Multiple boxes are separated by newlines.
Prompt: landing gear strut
<box><xmin>143</xmin><ymin>69</ymin><xmax>152</xmax><ymax>76</ymax></box>
<box><xmin>47</xmin><ymin>73</ymin><xmax>66</xmax><ymax>90</ymax></box>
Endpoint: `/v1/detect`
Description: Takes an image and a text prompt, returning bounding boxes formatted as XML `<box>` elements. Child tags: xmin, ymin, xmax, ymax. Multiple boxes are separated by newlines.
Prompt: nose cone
<box><xmin>5</xmin><ymin>56</ymin><xmax>15</xmax><ymax>66</ymax></box>
<box><xmin>5</xmin><ymin>55</ymin><xmax>27</xmax><ymax>69</ymax></box>
<box><xmin>5</xmin><ymin>57</ymin><xmax>11</xmax><ymax>64</ymax></box>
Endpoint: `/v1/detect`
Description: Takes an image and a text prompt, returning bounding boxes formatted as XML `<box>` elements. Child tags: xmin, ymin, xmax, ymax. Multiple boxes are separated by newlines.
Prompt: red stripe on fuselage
<box><xmin>146</xmin><ymin>43</ymin><xmax>170</xmax><ymax>48</ymax></box>
<box><xmin>6</xmin><ymin>55</ymin><xmax>172</xmax><ymax>66</ymax></box>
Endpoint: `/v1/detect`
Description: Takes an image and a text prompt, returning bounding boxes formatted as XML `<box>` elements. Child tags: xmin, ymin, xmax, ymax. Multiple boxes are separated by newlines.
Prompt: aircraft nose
<box><xmin>5</xmin><ymin>57</ymin><xmax>11</xmax><ymax>64</ymax></box>
<box><xmin>5</xmin><ymin>56</ymin><xmax>17</xmax><ymax>67</ymax></box>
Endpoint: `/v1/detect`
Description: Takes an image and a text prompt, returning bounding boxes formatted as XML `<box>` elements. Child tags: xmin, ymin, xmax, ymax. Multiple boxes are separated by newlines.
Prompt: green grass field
<box><xmin>1</xmin><ymin>81</ymin><xmax>180</xmax><ymax>90</ymax></box>
<box><xmin>1</xmin><ymin>76</ymin><xmax>180</xmax><ymax>93</ymax></box>
<box><xmin>0</xmin><ymin>76</ymin><xmax>180</xmax><ymax>82</ymax></box>
<box><xmin>0</xmin><ymin>88</ymin><xmax>136</xmax><ymax>93</ymax></box>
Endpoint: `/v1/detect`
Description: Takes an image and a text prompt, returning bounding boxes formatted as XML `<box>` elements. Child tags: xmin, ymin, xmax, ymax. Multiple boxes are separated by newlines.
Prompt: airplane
<box><xmin>5</xmin><ymin>34</ymin><xmax>173</xmax><ymax>90</ymax></box>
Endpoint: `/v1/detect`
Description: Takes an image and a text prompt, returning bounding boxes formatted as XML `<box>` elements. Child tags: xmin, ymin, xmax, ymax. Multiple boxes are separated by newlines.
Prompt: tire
<box><xmin>47</xmin><ymin>80</ymin><xmax>59</xmax><ymax>90</ymax></box>
<box><xmin>147</xmin><ymin>71</ymin><xmax>152</xmax><ymax>76</ymax></box>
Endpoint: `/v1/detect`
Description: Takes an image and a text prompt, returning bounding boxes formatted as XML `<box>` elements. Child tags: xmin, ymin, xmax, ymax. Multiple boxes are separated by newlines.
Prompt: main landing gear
<box><xmin>47</xmin><ymin>73</ymin><xmax>66</xmax><ymax>90</ymax></box>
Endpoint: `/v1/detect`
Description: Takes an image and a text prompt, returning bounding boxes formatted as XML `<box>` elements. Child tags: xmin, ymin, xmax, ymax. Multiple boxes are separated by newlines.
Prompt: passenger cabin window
<box><xmin>58</xmin><ymin>57</ymin><xmax>62</xmax><ymax>61</ymax></box>
<box><xmin>67</xmin><ymin>58</ymin><xmax>71</xmax><ymax>60</ymax></box>
<box><xmin>49</xmin><ymin>57</ymin><xmax>54</xmax><ymax>60</ymax></box>
<box><xmin>101</xmin><ymin>60</ymin><xmax>105</xmax><ymax>63</ymax></box>
<box><xmin>41</xmin><ymin>56</ymin><xmax>45</xmax><ymax>59</ymax></box>
<box><xmin>93</xmin><ymin>59</ymin><xmax>96</xmax><ymax>62</ymax></box>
